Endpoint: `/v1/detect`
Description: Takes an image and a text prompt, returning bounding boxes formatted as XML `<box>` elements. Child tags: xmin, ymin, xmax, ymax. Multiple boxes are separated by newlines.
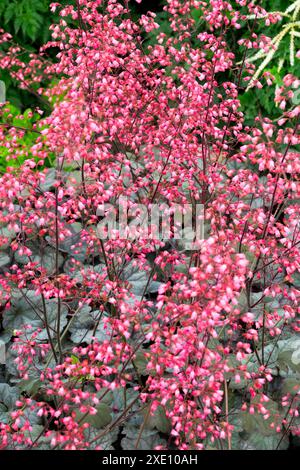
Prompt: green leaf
<box><xmin>277</xmin><ymin>336</ymin><xmax>300</xmax><ymax>372</ymax></box>
<box><xmin>22</xmin><ymin>424</ymin><xmax>51</xmax><ymax>448</ymax></box>
<box><xmin>69</xmin><ymin>306</ymin><xmax>111</xmax><ymax>345</ymax></box>
<box><xmin>39</xmin><ymin>168</ymin><xmax>56</xmax><ymax>191</ymax></box>
<box><xmin>14</xmin><ymin>243</ymin><xmax>64</xmax><ymax>274</ymax></box>
<box><xmin>84</xmin><ymin>427</ymin><xmax>118</xmax><ymax>450</ymax></box>
<box><xmin>0</xmin><ymin>383</ymin><xmax>19</xmax><ymax>409</ymax></box>
<box><xmin>46</xmin><ymin>222</ymin><xmax>87</xmax><ymax>261</ymax></box>
<box><xmin>19</xmin><ymin>377</ymin><xmax>41</xmax><ymax>396</ymax></box>
<box><xmin>0</xmin><ymin>252</ymin><xmax>10</xmax><ymax>268</ymax></box>
<box><xmin>144</xmin><ymin>405</ymin><xmax>171</xmax><ymax>435</ymax></box>
<box><xmin>246</xmin><ymin>432</ymin><xmax>289</xmax><ymax>450</ymax></box>
<box><xmin>242</xmin><ymin>397</ymin><xmax>282</xmax><ymax>437</ymax></box>
<box><xmin>2</xmin><ymin>291</ymin><xmax>68</xmax><ymax>342</ymax></box>
<box><xmin>282</xmin><ymin>377</ymin><xmax>300</xmax><ymax>395</ymax></box>
<box><xmin>291</xmin><ymin>271</ymin><xmax>300</xmax><ymax>288</ymax></box>
<box><xmin>121</xmin><ymin>261</ymin><xmax>161</xmax><ymax>295</ymax></box>
<box><xmin>76</xmin><ymin>403</ymin><xmax>112</xmax><ymax>429</ymax></box>
<box><xmin>292</xmin><ymin>348</ymin><xmax>300</xmax><ymax>365</ymax></box>
<box><xmin>122</xmin><ymin>425</ymin><xmax>166</xmax><ymax>450</ymax></box>
<box><xmin>132</xmin><ymin>350</ymin><xmax>148</xmax><ymax>376</ymax></box>
<box><xmin>71</xmin><ymin>354</ymin><xmax>80</xmax><ymax>364</ymax></box>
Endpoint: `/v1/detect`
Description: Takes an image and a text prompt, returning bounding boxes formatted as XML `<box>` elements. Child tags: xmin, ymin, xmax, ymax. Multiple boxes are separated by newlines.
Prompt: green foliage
<box><xmin>245</xmin><ymin>0</ymin><xmax>300</xmax><ymax>87</ymax></box>
<box><xmin>0</xmin><ymin>1</ymin><xmax>69</xmax><ymax>110</ymax></box>
<box><xmin>0</xmin><ymin>0</ymin><xmax>49</xmax><ymax>43</ymax></box>
<box><xmin>0</xmin><ymin>0</ymin><xmax>299</xmax><ymax>450</ymax></box>
<box><xmin>76</xmin><ymin>403</ymin><xmax>112</xmax><ymax>429</ymax></box>
<box><xmin>0</xmin><ymin>384</ymin><xmax>20</xmax><ymax>423</ymax></box>
<box><xmin>0</xmin><ymin>291</ymin><xmax>68</xmax><ymax>343</ymax></box>
<box><xmin>143</xmin><ymin>11</ymin><xmax>172</xmax><ymax>47</ymax></box>
<box><xmin>142</xmin><ymin>1</ymin><xmax>300</xmax><ymax>122</ymax></box>
<box><xmin>0</xmin><ymin>102</ymin><xmax>52</xmax><ymax>172</ymax></box>
<box><xmin>237</xmin><ymin>0</ymin><xmax>300</xmax><ymax>121</ymax></box>
<box><xmin>0</xmin><ymin>0</ymin><xmax>59</xmax><ymax>44</ymax></box>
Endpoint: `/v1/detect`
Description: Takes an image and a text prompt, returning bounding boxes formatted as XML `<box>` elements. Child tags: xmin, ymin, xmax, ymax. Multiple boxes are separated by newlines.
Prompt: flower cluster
<box><xmin>0</xmin><ymin>0</ymin><xmax>299</xmax><ymax>450</ymax></box>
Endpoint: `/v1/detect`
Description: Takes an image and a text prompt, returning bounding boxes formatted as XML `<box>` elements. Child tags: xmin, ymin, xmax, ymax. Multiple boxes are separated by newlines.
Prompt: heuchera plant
<box><xmin>0</xmin><ymin>0</ymin><xmax>299</xmax><ymax>450</ymax></box>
